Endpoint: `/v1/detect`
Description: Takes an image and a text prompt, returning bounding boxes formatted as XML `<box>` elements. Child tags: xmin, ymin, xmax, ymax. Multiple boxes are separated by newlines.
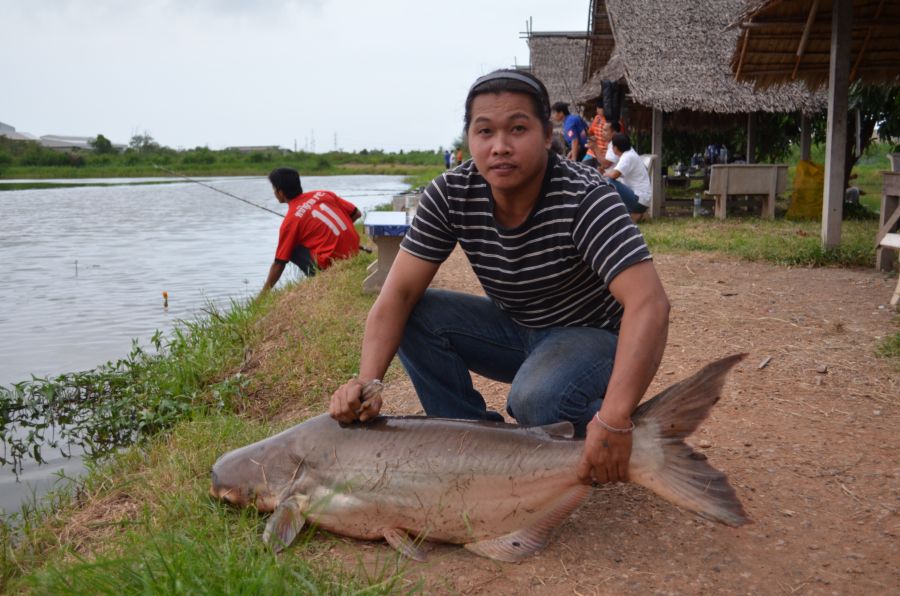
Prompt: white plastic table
<box><xmin>363</xmin><ymin>211</ymin><xmax>410</xmax><ymax>293</ymax></box>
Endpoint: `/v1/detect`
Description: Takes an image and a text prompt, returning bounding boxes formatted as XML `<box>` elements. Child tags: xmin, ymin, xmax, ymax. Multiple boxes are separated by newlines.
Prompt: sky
<box><xmin>2</xmin><ymin>0</ymin><xmax>589</xmax><ymax>152</ymax></box>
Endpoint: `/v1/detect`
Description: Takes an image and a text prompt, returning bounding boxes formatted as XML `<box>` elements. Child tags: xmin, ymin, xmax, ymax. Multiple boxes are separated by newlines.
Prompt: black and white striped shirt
<box><xmin>400</xmin><ymin>153</ymin><xmax>651</xmax><ymax>330</ymax></box>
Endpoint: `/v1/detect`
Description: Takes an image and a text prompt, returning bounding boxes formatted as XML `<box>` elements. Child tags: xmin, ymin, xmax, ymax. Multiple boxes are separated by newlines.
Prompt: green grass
<box><xmin>876</xmin><ymin>318</ymin><xmax>900</xmax><ymax>369</ymax></box>
<box><xmin>641</xmin><ymin>217</ymin><xmax>877</xmax><ymax>267</ymax></box>
<box><xmin>5</xmin><ymin>416</ymin><xmax>411</xmax><ymax>594</ymax></box>
<box><xmin>0</xmin><ymin>255</ymin><xmax>416</xmax><ymax>593</ymax></box>
<box><xmin>402</xmin><ymin>166</ymin><xmax>444</xmax><ymax>190</ymax></box>
<box><xmin>801</xmin><ymin>141</ymin><xmax>894</xmax><ymax>213</ymax></box>
<box><xmin>0</xmin><ymin>297</ymin><xmax>266</xmax><ymax>475</ymax></box>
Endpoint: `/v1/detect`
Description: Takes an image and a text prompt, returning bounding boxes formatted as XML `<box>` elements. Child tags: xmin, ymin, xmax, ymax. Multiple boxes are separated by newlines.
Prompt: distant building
<box><xmin>0</xmin><ymin>121</ymin><xmax>38</xmax><ymax>141</ymax></box>
<box><xmin>225</xmin><ymin>145</ymin><xmax>286</xmax><ymax>154</ymax></box>
<box><xmin>37</xmin><ymin>135</ymin><xmax>125</xmax><ymax>152</ymax></box>
<box><xmin>39</xmin><ymin>135</ymin><xmax>95</xmax><ymax>151</ymax></box>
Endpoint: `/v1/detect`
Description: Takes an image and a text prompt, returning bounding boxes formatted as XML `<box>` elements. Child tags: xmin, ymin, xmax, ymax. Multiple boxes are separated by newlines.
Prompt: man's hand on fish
<box><xmin>330</xmin><ymin>378</ymin><xmax>383</xmax><ymax>423</ymax></box>
<box><xmin>577</xmin><ymin>416</ymin><xmax>632</xmax><ymax>484</ymax></box>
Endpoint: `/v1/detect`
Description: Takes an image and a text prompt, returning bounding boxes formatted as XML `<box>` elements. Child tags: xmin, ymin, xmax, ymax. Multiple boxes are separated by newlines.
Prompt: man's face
<box><xmin>272</xmin><ymin>187</ymin><xmax>287</xmax><ymax>204</ymax></box>
<box><xmin>602</xmin><ymin>122</ymin><xmax>614</xmax><ymax>141</ymax></box>
<box><xmin>551</xmin><ymin>110</ymin><xmax>565</xmax><ymax>124</ymax></box>
<box><xmin>467</xmin><ymin>91</ymin><xmax>551</xmax><ymax>202</ymax></box>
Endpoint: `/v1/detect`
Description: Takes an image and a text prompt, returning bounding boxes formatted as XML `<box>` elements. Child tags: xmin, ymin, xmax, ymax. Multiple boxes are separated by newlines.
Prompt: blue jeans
<box><xmin>397</xmin><ymin>289</ymin><xmax>618</xmax><ymax>436</ymax></box>
<box><xmin>608</xmin><ymin>177</ymin><xmax>647</xmax><ymax>214</ymax></box>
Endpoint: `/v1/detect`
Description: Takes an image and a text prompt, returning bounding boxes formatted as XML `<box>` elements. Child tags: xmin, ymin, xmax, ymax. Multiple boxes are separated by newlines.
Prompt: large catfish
<box><xmin>210</xmin><ymin>354</ymin><xmax>750</xmax><ymax>562</ymax></box>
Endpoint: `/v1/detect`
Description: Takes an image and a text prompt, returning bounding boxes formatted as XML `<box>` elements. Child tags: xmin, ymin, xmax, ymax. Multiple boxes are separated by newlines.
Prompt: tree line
<box><xmin>0</xmin><ymin>132</ymin><xmax>445</xmax><ymax>175</ymax></box>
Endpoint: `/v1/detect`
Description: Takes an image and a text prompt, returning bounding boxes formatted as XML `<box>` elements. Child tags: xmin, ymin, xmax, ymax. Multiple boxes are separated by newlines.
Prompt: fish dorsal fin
<box><xmin>263</xmin><ymin>494</ymin><xmax>309</xmax><ymax>553</ymax></box>
<box><xmin>536</xmin><ymin>421</ymin><xmax>575</xmax><ymax>439</ymax></box>
<box><xmin>464</xmin><ymin>485</ymin><xmax>590</xmax><ymax>562</ymax></box>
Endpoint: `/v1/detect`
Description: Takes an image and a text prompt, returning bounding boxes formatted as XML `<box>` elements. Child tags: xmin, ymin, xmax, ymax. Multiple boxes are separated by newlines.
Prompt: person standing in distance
<box><xmin>329</xmin><ymin>70</ymin><xmax>670</xmax><ymax>488</ymax></box>
<box><xmin>259</xmin><ymin>167</ymin><xmax>361</xmax><ymax>296</ymax></box>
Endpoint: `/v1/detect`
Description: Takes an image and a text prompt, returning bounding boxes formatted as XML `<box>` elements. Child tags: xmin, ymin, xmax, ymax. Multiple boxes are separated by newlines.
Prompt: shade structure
<box><xmin>730</xmin><ymin>0</ymin><xmax>900</xmax><ymax>89</ymax></box>
<box><xmin>730</xmin><ymin>0</ymin><xmax>899</xmax><ymax>249</ymax></box>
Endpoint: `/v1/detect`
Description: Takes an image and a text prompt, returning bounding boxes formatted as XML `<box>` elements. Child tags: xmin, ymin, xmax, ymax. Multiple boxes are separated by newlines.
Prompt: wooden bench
<box><xmin>362</xmin><ymin>211</ymin><xmax>409</xmax><ymax>293</ymax></box>
<box><xmin>876</xmin><ymin>172</ymin><xmax>900</xmax><ymax>307</ymax></box>
<box><xmin>704</xmin><ymin>164</ymin><xmax>788</xmax><ymax>219</ymax></box>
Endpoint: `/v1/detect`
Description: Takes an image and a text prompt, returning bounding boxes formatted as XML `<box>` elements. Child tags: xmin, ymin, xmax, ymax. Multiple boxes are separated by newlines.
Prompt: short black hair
<box><xmin>464</xmin><ymin>70</ymin><xmax>552</xmax><ymax>134</ymax></box>
<box><xmin>268</xmin><ymin>167</ymin><xmax>302</xmax><ymax>199</ymax></box>
<box><xmin>551</xmin><ymin>101</ymin><xmax>570</xmax><ymax>116</ymax></box>
<box><xmin>611</xmin><ymin>133</ymin><xmax>632</xmax><ymax>152</ymax></box>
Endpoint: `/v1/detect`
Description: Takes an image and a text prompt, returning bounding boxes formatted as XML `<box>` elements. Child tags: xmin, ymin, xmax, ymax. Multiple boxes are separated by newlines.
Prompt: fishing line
<box><xmin>151</xmin><ymin>165</ymin><xmax>409</xmax><ymax>210</ymax></box>
<box><xmin>152</xmin><ymin>164</ymin><xmax>374</xmax><ymax>253</ymax></box>
<box><xmin>151</xmin><ymin>163</ymin><xmax>284</xmax><ymax>218</ymax></box>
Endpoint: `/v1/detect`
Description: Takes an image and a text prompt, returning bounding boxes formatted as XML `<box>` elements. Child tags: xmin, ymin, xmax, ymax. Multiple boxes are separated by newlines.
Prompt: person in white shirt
<box><xmin>596</xmin><ymin>120</ymin><xmax>622</xmax><ymax>171</ymax></box>
<box><xmin>606</xmin><ymin>133</ymin><xmax>652</xmax><ymax>223</ymax></box>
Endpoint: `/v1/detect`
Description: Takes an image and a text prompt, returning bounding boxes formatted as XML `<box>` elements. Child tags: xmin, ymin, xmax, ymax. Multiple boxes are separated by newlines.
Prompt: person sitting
<box><xmin>606</xmin><ymin>133</ymin><xmax>652</xmax><ymax>223</ymax></box>
<box><xmin>598</xmin><ymin>120</ymin><xmax>623</xmax><ymax>171</ymax></box>
<box><xmin>551</xmin><ymin>101</ymin><xmax>588</xmax><ymax>162</ymax></box>
<box><xmin>260</xmin><ymin>167</ymin><xmax>361</xmax><ymax>296</ymax></box>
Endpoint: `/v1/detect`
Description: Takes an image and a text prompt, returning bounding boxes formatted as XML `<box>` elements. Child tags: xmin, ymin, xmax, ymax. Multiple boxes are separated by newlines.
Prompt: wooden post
<box><xmin>800</xmin><ymin>112</ymin><xmax>812</xmax><ymax>161</ymax></box>
<box><xmin>822</xmin><ymin>0</ymin><xmax>852</xmax><ymax>249</ymax></box>
<box><xmin>650</xmin><ymin>108</ymin><xmax>664</xmax><ymax>219</ymax></box>
<box><xmin>746</xmin><ymin>112</ymin><xmax>757</xmax><ymax>164</ymax></box>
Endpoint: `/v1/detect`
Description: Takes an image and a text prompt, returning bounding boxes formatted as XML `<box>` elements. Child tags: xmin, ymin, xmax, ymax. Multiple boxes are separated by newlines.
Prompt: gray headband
<box><xmin>469</xmin><ymin>71</ymin><xmax>543</xmax><ymax>95</ymax></box>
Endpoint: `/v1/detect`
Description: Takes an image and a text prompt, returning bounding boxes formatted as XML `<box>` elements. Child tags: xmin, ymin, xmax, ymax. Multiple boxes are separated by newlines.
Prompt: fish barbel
<box><xmin>210</xmin><ymin>354</ymin><xmax>750</xmax><ymax>562</ymax></box>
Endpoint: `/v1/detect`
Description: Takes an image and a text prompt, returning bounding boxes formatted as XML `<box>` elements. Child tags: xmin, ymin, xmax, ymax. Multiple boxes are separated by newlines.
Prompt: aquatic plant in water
<box><xmin>0</xmin><ymin>302</ymin><xmax>255</xmax><ymax>477</ymax></box>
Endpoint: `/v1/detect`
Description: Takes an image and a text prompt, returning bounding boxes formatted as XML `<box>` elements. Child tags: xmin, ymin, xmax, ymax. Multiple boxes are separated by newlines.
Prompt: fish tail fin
<box><xmin>628</xmin><ymin>354</ymin><xmax>751</xmax><ymax>527</ymax></box>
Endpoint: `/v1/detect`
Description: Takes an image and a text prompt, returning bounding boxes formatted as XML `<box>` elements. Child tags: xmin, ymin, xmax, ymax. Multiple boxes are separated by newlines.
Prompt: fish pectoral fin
<box><xmin>262</xmin><ymin>494</ymin><xmax>310</xmax><ymax>553</ymax></box>
<box><xmin>464</xmin><ymin>529</ymin><xmax>546</xmax><ymax>563</ymax></box>
<box><xmin>465</xmin><ymin>485</ymin><xmax>590</xmax><ymax>563</ymax></box>
<box><xmin>382</xmin><ymin>528</ymin><xmax>428</xmax><ymax>562</ymax></box>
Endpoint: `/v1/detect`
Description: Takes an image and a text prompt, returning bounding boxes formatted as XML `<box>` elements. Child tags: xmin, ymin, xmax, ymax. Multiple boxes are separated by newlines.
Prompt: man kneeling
<box><xmin>605</xmin><ymin>133</ymin><xmax>652</xmax><ymax>223</ymax></box>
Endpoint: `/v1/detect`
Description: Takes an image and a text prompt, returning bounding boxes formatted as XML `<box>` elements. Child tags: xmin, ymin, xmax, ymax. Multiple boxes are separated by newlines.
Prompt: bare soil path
<box><xmin>323</xmin><ymin>249</ymin><xmax>899</xmax><ymax>595</ymax></box>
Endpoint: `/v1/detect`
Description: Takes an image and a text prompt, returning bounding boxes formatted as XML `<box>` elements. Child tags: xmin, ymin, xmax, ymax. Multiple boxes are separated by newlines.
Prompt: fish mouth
<box><xmin>210</xmin><ymin>484</ymin><xmax>248</xmax><ymax>507</ymax></box>
<box><xmin>209</xmin><ymin>483</ymin><xmax>279</xmax><ymax>512</ymax></box>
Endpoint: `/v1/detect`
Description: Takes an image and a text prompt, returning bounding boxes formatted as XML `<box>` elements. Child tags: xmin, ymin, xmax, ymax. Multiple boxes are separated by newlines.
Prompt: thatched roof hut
<box><xmin>578</xmin><ymin>0</ymin><xmax>824</xmax><ymax>116</ymax></box>
<box><xmin>583</xmin><ymin>1</ymin><xmax>617</xmax><ymax>82</ymax></box>
<box><xmin>730</xmin><ymin>0</ymin><xmax>900</xmax><ymax>89</ymax></box>
<box><xmin>525</xmin><ymin>32</ymin><xmax>589</xmax><ymax>107</ymax></box>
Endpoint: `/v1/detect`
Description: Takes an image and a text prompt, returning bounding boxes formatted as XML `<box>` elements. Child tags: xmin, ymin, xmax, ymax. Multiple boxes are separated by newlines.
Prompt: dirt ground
<box><xmin>319</xmin><ymin>249</ymin><xmax>899</xmax><ymax>595</ymax></box>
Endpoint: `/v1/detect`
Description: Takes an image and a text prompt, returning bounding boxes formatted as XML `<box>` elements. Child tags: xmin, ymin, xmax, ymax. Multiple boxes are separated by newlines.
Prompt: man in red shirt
<box><xmin>260</xmin><ymin>167</ymin><xmax>361</xmax><ymax>296</ymax></box>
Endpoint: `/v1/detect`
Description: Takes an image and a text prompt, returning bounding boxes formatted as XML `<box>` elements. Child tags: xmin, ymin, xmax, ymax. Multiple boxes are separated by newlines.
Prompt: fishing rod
<box><xmin>151</xmin><ymin>163</ymin><xmax>284</xmax><ymax>218</ymax></box>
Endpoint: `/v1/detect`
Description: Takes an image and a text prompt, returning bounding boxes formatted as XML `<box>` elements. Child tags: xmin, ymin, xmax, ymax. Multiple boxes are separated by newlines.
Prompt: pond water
<box><xmin>0</xmin><ymin>174</ymin><xmax>408</xmax><ymax>516</ymax></box>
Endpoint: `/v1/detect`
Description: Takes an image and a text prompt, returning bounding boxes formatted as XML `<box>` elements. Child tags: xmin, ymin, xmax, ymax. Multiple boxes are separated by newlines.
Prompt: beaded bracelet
<box><xmin>594</xmin><ymin>412</ymin><xmax>635</xmax><ymax>434</ymax></box>
<box><xmin>360</xmin><ymin>379</ymin><xmax>384</xmax><ymax>399</ymax></box>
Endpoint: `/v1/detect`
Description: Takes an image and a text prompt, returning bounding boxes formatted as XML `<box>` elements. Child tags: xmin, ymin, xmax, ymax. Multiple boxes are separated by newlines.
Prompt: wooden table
<box><xmin>363</xmin><ymin>211</ymin><xmax>410</xmax><ymax>293</ymax></box>
<box><xmin>704</xmin><ymin>164</ymin><xmax>788</xmax><ymax>219</ymax></box>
